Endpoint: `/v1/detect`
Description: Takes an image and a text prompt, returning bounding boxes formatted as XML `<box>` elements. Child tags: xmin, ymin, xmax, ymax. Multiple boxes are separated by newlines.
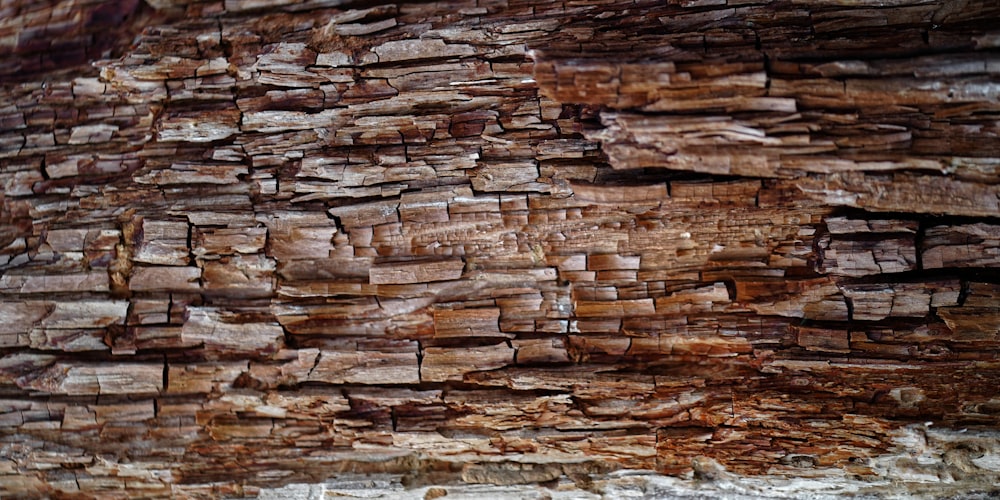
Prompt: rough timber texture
<box><xmin>2</xmin><ymin>0</ymin><xmax>1000</xmax><ymax>498</ymax></box>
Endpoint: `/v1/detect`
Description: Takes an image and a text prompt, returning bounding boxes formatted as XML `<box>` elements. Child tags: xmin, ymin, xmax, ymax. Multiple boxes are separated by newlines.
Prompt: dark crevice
<box><xmin>161</xmin><ymin>354</ymin><xmax>169</xmax><ymax>392</ymax></box>
<box><xmin>957</xmin><ymin>281</ymin><xmax>971</xmax><ymax>307</ymax></box>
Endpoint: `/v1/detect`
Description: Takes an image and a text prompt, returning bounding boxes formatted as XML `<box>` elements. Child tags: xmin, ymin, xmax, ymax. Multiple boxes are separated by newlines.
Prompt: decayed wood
<box><xmin>2</xmin><ymin>0</ymin><xmax>1000</xmax><ymax>498</ymax></box>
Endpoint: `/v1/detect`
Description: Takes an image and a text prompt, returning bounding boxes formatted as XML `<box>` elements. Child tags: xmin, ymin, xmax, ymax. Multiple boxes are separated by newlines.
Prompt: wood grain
<box><xmin>1</xmin><ymin>0</ymin><xmax>1000</xmax><ymax>497</ymax></box>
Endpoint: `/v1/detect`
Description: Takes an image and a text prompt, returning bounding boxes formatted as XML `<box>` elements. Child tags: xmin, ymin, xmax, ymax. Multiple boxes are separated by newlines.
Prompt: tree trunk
<box><xmin>2</xmin><ymin>0</ymin><xmax>1000</xmax><ymax>497</ymax></box>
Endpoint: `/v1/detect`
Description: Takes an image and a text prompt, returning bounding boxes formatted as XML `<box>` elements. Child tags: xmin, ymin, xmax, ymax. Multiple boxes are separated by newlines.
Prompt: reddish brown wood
<box><xmin>2</xmin><ymin>0</ymin><xmax>1000</xmax><ymax>498</ymax></box>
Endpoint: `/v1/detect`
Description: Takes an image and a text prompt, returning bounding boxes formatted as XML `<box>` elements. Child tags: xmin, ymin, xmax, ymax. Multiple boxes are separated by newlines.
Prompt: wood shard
<box><xmin>180</xmin><ymin>308</ymin><xmax>284</xmax><ymax>354</ymax></box>
<box><xmin>422</xmin><ymin>344</ymin><xmax>515</xmax><ymax>382</ymax></box>
<box><xmin>369</xmin><ymin>260</ymin><xmax>465</xmax><ymax>284</ymax></box>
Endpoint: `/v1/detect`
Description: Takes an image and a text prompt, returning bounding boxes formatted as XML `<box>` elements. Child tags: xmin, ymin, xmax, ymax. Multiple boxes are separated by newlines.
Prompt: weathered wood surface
<box><xmin>2</xmin><ymin>0</ymin><xmax>1000</xmax><ymax>498</ymax></box>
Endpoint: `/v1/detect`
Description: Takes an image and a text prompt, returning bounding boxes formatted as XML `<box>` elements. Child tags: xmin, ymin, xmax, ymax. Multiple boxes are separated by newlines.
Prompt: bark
<box><xmin>2</xmin><ymin>0</ymin><xmax>1000</xmax><ymax>498</ymax></box>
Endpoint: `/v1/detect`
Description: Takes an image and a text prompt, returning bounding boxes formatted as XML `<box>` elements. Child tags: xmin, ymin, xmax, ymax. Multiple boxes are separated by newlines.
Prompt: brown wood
<box><xmin>2</xmin><ymin>0</ymin><xmax>1000</xmax><ymax>497</ymax></box>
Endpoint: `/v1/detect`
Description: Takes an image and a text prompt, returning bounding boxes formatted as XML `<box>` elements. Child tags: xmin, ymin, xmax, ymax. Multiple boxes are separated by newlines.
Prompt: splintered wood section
<box><xmin>2</xmin><ymin>0</ymin><xmax>1000</xmax><ymax>497</ymax></box>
